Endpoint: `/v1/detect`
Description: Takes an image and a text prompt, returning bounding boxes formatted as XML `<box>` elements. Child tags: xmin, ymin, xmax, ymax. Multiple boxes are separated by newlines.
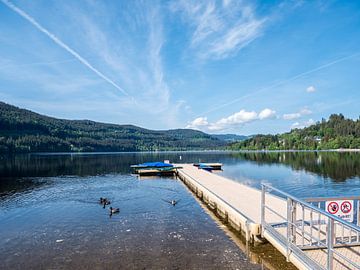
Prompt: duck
<box><xmin>100</xmin><ymin>197</ymin><xmax>111</xmax><ymax>208</ymax></box>
<box><xmin>170</xmin><ymin>200</ymin><xmax>178</xmax><ymax>206</ymax></box>
<box><xmin>99</xmin><ymin>197</ymin><xmax>109</xmax><ymax>204</ymax></box>
<box><xmin>162</xmin><ymin>199</ymin><xmax>179</xmax><ymax>206</ymax></box>
<box><xmin>109</xmin><ymin>207</ymin><xmax>120</xmax><ymax>214</ymax></box>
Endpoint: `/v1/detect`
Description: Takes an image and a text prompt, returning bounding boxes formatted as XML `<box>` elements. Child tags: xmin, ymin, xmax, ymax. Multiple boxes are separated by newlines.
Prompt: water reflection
<box><xmin>229</xmin><ymin>151</ymin><xmax>360</xmax><ymax>182</ymax></box>
<box><xmin>1</xmin><ymin>151</ymin><xmax>360</xmax><ymax>199</ymax></box>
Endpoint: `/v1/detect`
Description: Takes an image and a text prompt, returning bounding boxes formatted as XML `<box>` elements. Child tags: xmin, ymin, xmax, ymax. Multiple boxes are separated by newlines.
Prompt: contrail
<box><xmin>1</xmin><ymin>0</ymin><xmax>129</xmax><ymax>96</ymax></box>
<box><xmin>199</xmin><ymin>52</ymin><xmax>360</xmax><ymax>116</ymax></box>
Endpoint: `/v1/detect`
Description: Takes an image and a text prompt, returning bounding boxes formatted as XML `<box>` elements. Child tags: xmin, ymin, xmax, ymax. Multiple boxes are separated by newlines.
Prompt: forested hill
<box><xmin>229</xmin><ymin>114</ymin><xmax>360</xmax><ymax>150</ymax></box>
<box><xmin>0</xmin><ymin>102</ymin><xmax>225</xmax><ymax>153</ymax></box>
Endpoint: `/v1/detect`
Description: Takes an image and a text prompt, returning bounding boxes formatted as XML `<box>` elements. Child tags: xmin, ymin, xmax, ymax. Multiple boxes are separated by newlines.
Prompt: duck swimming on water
<box><xmin>109</xmin><ymin>207</ymin><xmax>120</xmax><ymax>215</ymax></box>
<box><xmin>162</xmin><ymin>199</ymin><xmax>179</xmax><ymax>206</ymax></box>
<box><xmin>100</xmin><ymin>197</ymin><xmax>111</xmax><ymax>208</ymax></box>
<box><xmin>170</xmin><ymin>200</ymin><xmax>178</xmax><ymax>206</ymax></box>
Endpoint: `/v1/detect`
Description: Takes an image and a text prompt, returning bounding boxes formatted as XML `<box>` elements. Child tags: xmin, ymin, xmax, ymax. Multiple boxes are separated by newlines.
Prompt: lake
<box><xmin>1</xmin><ymin>151</ymin><xmax>359</xmax><ymax>269</ymax></box>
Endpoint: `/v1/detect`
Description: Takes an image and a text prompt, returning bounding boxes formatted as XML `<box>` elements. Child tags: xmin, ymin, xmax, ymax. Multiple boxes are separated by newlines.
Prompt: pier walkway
<box><xmin>176</xmin><ymin>164</ymin><xmax>360</xmax><ymax>270</ymax></box>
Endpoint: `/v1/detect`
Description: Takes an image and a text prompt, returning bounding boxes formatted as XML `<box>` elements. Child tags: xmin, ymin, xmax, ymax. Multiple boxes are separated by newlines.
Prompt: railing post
<box><xmin>327</xmin><ymin>217</ymin><xmax>334</xmax><ymax>270</ymax></box>
<box><xmin>287</xmin><ymin>197</ymin><xmax>292</xmax><ymax>261</ymax></box>
<box><xmin>292</xmin><ymin>200</ymin><xmax>297</xmax><ymax>244</ymax></box>
<box><xmin>261</xmin><ymin>184</ymin><xmax>265</xmax><ymax>237</ymax></box>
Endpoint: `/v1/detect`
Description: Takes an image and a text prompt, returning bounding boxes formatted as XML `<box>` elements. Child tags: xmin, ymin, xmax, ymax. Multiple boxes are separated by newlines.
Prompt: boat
<box><xmin>193</xmin><ymin>163</ymin><xmax>223</xmax><ymax>170</ymax></box>
<box><xmin>131</xmin><ymin>162</ymin><xmax>181</xmax><ymax>176</ymax></box>
<box><xmin>198</xmin><ymin>164</ymin><xmax>213</xmax><ymax>172</ymax></box>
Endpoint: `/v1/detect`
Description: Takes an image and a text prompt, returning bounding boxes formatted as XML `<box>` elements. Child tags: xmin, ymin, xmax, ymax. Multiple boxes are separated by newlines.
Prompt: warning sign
<box><xmin>325</xmin><ymin>200</ymin><xmax>354</xmax><ymax>222</ymax></box>
<box><xmin>327</xmin><ymin>201</ymin><xmax>339</xmax><ymax>214</ymax></box>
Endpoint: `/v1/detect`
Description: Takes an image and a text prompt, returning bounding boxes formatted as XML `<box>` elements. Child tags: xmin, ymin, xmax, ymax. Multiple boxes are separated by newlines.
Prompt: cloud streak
<box><xmin>283</xmin><ymin>108</ymin><xmax>312</xmax><ymax>120</ymax></box>
<box><xmin>1</xmin><ymin>0</ymin><xmax>129</xmax><ymax>96</ymax></box>
<box><xmin>172</xmin><ymin>0</ymin><xmax>266</xmax><ymax>59</ymax></box>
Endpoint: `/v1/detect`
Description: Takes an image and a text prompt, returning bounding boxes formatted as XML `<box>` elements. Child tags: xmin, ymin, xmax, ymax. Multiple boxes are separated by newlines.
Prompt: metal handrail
<box><xmin>263</xmin><ymin>184</ymin><xmax>360</xmax><ymax>233</ymax></box>
<box><xmin>261</xmin><ymin>183</ymin><xmax>360</xmax><ymax>270</ymax></box>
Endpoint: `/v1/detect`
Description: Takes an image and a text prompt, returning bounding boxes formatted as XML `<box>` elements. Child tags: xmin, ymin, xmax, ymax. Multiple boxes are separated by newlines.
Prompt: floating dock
<box><xmin>136</xmin><ymin>168</ymin><xmax>177</xmax><ymax>176</ymax></box>
<box><xmin>131</xmin><ymin>162</ymin><xmax>180</xmax><ymax>176</ymax></box>
<box><xmin>176</xmin><ymin>163</ymin><xmax>360</xmax><ymax>270</ymax></box>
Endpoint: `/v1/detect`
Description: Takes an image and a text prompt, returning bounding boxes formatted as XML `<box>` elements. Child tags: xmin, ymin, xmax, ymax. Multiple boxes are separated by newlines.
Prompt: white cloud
<box><xmin>171</xmin><ymin>0</ymin><xmax>266</xmax><ymax>59</ymax></box>
<box><xmin>186</xmin><ymin>108</ymin><xmax>276</xmax><ymax>131</ymax></box>
<box><xmin>259</xmin><ymin>108</ymin><xmax>276</xmax><ymax>120</ymax></box>
<box><xmin>306</xmin><ymin>86</ymin><xmax>316</xmax><ymax>93</ymax></box>
<box><xmin>291</xmin><ymin>118</ymin><xmax>315</xmax><ymax>129</ymax></box>
<box><xmin>283</xmin><ymin>108</ymin><xmax>312</xmax><ymax>120</ymax></box>
<box><xmin>283</xmin><ymin>113</ymin><xmax>301</xmax><ymax>120</ymax></box>
<box><xmin>186</xmin><ymin>117</ymin><xmax>209</xmax><ymax>129</ymax></box>
<box><xmin>209</xmin><ymin>110</ymin><xmax>258</xmax><ymax>130</ymax></box>
<box><xmin>299</xmin><ymin>108</ymin><xmax>312</xmax><ymax>115</ymax></box>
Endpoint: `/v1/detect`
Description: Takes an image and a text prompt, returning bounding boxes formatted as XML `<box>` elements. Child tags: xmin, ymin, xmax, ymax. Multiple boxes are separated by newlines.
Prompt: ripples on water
<box><xmin>1</xmin><ymin>151</ymin><xmax>359</xmax><ymax>269</ymax></box>
<box><xmin>0</xmin><ymin>172</ymin><xmax>262</xmax><ymax>269</ymax></box>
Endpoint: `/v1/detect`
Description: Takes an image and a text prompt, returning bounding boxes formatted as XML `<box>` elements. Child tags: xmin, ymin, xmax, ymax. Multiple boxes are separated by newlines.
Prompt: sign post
<box><xmin>325</xmin><ymin>200</ymin><xmax>354</xmax><ymax>223</ymax></box>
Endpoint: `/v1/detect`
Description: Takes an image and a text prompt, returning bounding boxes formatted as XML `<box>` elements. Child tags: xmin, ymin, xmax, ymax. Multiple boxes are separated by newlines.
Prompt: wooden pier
<box><xmin>175</xmin><ymin>163</ymin><xmax>360</xmax><ymax>270</ymax></box>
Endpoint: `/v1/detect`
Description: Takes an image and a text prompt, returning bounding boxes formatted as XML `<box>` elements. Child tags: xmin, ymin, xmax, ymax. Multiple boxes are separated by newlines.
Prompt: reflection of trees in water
<box><xmin>1</xmin><ymin>151</ymin><xmax>359</xmax><ymax>197</ymax></box>
<box><xmin>0</xmin><ymin>153</ymin><xmax>165</xmax><ymax>178</ymax></box>
<box><xmin>0</xmin><ymin>177</ymin><xmax>44</xmax><ymax>198</ymax></box>
<box><xmin>0</xmin><ymin>154</ymin><xmax>136</xmax><ymax>197</ymax></box>
<box><xmin>0</xmin><ymin>152</ymin><xmax>228</xmax><ymax>179</ymax></box>
<box><xmin>231</xmin><ymin>152</ymin><xmax>360</xmax><ymax>182</ymax></box>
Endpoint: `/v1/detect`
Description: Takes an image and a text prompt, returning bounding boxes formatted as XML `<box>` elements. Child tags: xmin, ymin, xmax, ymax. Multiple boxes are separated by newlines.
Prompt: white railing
<box><xmin>261</xmin><ymin>184</ymin><xmax>360</xmax><ymax>270</ymax></box>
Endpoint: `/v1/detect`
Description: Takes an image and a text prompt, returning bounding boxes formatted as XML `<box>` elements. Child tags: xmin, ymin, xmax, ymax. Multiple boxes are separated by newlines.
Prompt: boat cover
<box><xmin>137</xmin><ymin>162</ymin><xmax>173</xmax><ymax>168</ymax></box>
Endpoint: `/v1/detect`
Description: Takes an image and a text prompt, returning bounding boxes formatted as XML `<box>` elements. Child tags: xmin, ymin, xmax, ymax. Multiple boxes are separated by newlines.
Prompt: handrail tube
<box><xmin>332</xmin><ymin>249</ymin><xmax>360</xmax><ymax>269</ymax></box>
<box><xmin>293</xmin><ymin>227</ymin><xmax>325</xmax><ymax>247</ymax></box>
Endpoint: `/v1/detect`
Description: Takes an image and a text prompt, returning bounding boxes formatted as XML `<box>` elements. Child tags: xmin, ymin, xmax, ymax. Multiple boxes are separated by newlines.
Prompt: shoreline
<box><xmin>1</xmin><ymin>148</ymin><xmax>360</xmax><ymax>155</ymax></box>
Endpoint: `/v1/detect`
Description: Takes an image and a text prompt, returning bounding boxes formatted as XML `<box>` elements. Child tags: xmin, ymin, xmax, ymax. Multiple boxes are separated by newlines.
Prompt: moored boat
<box><xmin>193</xmin><ymin>163</ymin><xmax>222</xmax><ymax>170</ymax></box>
<box><xmin>131</xmin><ymin>161</ymin><xmax>181</xmax><ymax>176</ymax></box>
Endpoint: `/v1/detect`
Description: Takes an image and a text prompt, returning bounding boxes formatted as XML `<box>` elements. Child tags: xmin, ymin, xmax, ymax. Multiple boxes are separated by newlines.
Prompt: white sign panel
<box><xmin>325</xmin><ymin>200</ymin><xmax>354</xmax><ymax>223</ymax></box>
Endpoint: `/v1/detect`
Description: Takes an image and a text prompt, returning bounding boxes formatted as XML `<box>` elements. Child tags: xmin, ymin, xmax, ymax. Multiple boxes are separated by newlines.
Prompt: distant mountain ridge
<box><xmin>0</xmin><ymin>101</ymin><xmax>226</xmax><ymax>153</ymax></box>
<box><xmin>211</xmin><ymin>134</ymin><xmax>249</xmax><ymax>142</ymax></box>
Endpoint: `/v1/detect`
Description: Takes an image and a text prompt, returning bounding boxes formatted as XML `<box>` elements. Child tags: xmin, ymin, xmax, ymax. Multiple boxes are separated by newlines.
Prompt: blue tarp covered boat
<box><xmin>131</xmin><ymin>162</ymin><xmax>179</xmax><ymax>176</ymax></box>
<box><xmin>131</xmin><ymin>162</ymin><xmax>173</xmax><ymax>169</ymax></box>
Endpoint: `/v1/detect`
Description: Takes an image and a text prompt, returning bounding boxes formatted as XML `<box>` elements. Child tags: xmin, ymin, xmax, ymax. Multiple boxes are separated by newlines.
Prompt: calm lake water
<box><xmin>1</xmin><ymin>151</ymin><xmax>359</xmax><ymax>269</ymax></box>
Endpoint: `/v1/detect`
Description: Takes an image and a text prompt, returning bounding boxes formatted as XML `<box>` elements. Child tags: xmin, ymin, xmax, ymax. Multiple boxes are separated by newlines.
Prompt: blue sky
<box><xmin>0</xmin><ymin>0</ymin><xmax>359</xmax><ymax>135</ymax></box>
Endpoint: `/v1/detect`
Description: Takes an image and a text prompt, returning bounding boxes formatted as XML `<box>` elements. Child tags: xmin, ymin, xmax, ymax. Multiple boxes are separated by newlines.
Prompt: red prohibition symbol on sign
<box><xmin>341</xmin><ymin>201</ymin><xmax>352</xmax><ymax>214</ymax></box>
<box><xmin>327</xmin><ymin>202</ymin><xmax>339</xmax><ymax>214</ymax></box>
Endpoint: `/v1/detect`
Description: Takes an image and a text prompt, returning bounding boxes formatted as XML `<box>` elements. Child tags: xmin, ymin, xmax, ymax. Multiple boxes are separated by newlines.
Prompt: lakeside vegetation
<box><xmin>1</xmin><ymin>101</ymin><xmax>360</xmax><ymax>153</ymax></box>
<box><xmin>228</xmin><ymin>114</ymin><xmax>360</xmax><ymax>150</ymax></box>
<box><xmin>0</xmin><ymin>102</ymin><xmax>225</xmax><ymax>153</ymax></box>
